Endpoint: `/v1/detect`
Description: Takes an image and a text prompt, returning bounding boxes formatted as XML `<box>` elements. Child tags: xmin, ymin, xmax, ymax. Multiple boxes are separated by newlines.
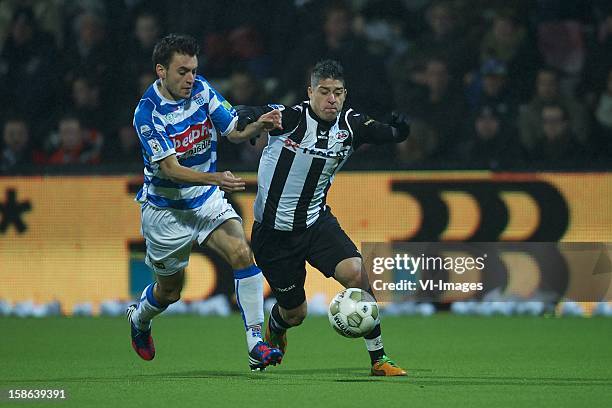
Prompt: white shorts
<box><xmin>141</xmin><ymin>188</ymin><xmax>241</xmax><ymax>276</ymax></box>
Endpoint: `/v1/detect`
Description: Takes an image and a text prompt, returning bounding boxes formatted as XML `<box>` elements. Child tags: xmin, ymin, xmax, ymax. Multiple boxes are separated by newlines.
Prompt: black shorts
<box><xmin>251</xmin><ymin>208</ymin><xmax>361</xmax><ymax>310</ymax></box>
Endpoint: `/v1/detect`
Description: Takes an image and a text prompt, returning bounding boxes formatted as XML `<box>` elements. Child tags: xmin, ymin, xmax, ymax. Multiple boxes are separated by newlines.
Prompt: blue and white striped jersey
<box><xmin>133</xmin><ymin>75</ymin><xmax>237</xmax><ymax>210</ymax></box>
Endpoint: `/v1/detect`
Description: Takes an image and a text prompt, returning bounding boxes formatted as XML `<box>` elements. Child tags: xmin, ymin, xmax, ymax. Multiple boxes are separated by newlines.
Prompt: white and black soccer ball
<box><xmin>328</xmin><ymin>288</ymin><xmax>380</xmax><ymax>338</ymax></box>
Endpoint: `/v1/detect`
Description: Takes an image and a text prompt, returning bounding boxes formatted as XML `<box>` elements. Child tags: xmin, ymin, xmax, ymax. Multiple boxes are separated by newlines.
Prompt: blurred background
<box><xmin>1</xmin><ymin>0</ymin><xmax>612</xmax><ymax>172</ymax></box>
<box><xmin>0</xmin><ymin>0</ymin><xmax>610</xmax><ymax>317</ymax></box>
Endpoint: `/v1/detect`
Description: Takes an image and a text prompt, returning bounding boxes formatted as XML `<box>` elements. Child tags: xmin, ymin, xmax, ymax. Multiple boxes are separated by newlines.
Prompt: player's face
<box><xmin>308</xmin><ymin>78</ymin><xmax>346</xmax><ymax>122</ymax></box>
<box><xmin>157</xmin><ymin>52</ymin><xmax>198</xmax><ymax>100</ymax></box>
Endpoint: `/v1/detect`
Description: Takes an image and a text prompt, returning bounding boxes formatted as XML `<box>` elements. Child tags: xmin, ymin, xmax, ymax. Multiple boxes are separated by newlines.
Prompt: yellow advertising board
<box><xmin>1</xmin><ymin>172</ymin><xmax>610</xmax><ymax>313</ymax></box>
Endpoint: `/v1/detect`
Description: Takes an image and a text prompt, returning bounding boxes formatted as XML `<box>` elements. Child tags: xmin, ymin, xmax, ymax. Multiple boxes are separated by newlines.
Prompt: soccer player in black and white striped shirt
<box><xmin>236</xmin><ymin>60</ymin><xmax>410</xmax><ymax>376</ymax></box>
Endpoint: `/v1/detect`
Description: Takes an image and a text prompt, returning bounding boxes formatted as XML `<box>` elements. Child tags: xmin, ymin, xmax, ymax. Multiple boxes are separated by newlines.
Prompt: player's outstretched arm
<box><xmin>356</xmin><ymin>111</ymin><xmax>411</xmax><ymax>145</ymax></box>
<box><xmin>158</xmin><ymin>154</ymin><xmax>245</xmax><ymax>192</ymax></box>
<box><xmin>226</xmin><ymin>109</ymin><xmax>282</xmax><ymax>144</ymax></box>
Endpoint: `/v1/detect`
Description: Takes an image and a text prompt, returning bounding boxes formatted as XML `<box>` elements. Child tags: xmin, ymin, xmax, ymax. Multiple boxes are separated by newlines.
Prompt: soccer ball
<box><xmin>328</xmin><ymin>288</ymin><xmax>380</xmax><ymax>338</ymax></box>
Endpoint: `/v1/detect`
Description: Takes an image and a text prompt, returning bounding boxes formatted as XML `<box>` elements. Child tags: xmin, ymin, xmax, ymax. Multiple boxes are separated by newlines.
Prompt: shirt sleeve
<box><xmin>134</xmin><ymin>100</ymin><xmax>176</xmax><ymax>162</ymax></box>
<box><xmin>349</xmin><ymin>111</ymin><xmax>397</xmax><ymax>147</ymax></box>
<box><xmin>234</xmin><ymin>103</ymin><xmax>302</xmax><ymax>136</ymax></box>
<box><xmin>269</xmin><ymin>104</ymin><xmax>302</xmax><ymax>136</ymax></box>
<box><xmin>207</xmin><ymin>84</ymin><xmax>238</xmax><ymax>137</ymax></box>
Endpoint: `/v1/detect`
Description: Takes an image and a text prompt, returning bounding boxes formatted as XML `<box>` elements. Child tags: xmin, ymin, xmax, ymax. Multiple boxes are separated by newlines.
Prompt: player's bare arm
<box><xmin>226</xmin><ymin>109</ymin><xmax>282</xmax><ymax>144</ymax></box>
<box><xmin>158</xmin><ymin>154</ymin><xmax>245</xmax><ymax>192</ymax></box>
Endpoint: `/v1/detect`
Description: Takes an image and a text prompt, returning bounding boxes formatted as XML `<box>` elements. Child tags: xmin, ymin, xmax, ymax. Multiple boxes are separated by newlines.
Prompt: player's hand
<box><xmin>216</xmin><ymin>171</ymin><xmax>245</xmax><ymax>193</ymax></box>
<box><xmin>248</xmin><ymin>109</ymin><xmax>282</xmax><ymax>146</ymax></box>
<box><xmin>388</xmin><ymin>111</ymin><xmax>411</xmax><ymax>143</ymax></box>
<box><xmin>257</xmin><ymin>109</ymin><xmax>282</xmax><ymax>132</ymax></box>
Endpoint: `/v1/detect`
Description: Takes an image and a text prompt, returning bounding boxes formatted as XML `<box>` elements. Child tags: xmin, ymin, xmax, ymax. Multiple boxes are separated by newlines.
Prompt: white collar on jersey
<box><xmin>153</xmin><ymin>79</ymin><xmax>186</xmax><ymax>105</ymax></box>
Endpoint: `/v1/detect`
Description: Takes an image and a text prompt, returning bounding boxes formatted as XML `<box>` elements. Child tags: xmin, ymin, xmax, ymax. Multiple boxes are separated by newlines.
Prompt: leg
<box><xmin>307</xmin><ymin>210</ymin><xmax>406</xmax><ymax>376</ymax></box>
<box><xmin>132</xmin><ymin>269</ymin><xmax>185</xmax><ymax>325</ymax></box>
<box><xmin>128</xmin><ymin>203</ymin><xmax>192</xmax><ymax>360</ymax></box>
<box><xmin>205</xmin><ymin>218</ymin><xmax>254</xmax><ymax>269</ymax></box>
<box><xmin>205</xmin><ymin>218</ymin><xmax>282</xmax><ymax>369</ymax></box>
<box><xmin>334</xmin><ymin>257</ymin><xmax>369</xmax><ymax>290</ymax></box>
<box><xmin>127</xmin><ymin>270</ymin><xmax>185</xmax><ymax>362</ymax></box>
<box><xmin>154</xmin><ymin>269</ymin><xmax>185</xmax><ymax>305</ymax></box>
<box><xmin>277</xmin><ymin>301</ymin><xmax>308</xmax><ymax>327</ymax></box>
<box><xmin>333</xmin><ymin>257</ymin><xmax>386</xmax><ymax>355</ymax></box>
<box><xmin>250</xmin><ymin>221</ymin><xmax>310</xmax><ymax>356</ymax></box>
<box><xmin>206</xmin><ymin>219</ymin><xmax>263</xmax><ymax>341</ymax></box>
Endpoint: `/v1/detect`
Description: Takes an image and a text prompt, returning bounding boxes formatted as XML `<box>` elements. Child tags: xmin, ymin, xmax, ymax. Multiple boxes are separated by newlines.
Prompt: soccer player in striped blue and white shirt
<box><xmin>127</xmin><ymin>34</ymin><xmax>283</xmax><ymax>370</ymax></box>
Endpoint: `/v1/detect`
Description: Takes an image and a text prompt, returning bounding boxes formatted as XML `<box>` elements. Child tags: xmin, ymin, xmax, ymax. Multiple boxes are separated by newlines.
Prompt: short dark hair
<box><xmin>311</xmin><ymin>59</ymin><xmax>345</xmax><ymax>88</ymax></box>
<box><xmin>152</xmin><ymin>33</ymin><xmax>200</xmax><ymax>68</ymax></box>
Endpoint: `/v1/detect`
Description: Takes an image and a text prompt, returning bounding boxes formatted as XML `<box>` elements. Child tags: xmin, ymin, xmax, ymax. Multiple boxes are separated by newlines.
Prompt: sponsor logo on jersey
<box><xmin>328</xmin><ymin>129</ymin><xmax>351</xmax><ymax>147</ymax></box>
<box><xmin>165</xmin><ymin>112</ymin><xmax>177</xmax><ymax>122</ymax></box>
<box><xmin>170</xmin><ymin>120</ymin><xmax>213</xmax><ymax>154</ymax></box>
<box><xmin>139</xmin><ymin>124</ymin><xmax>153</xmax><ymax>138</ymax></box>
<box><xmin>193</xmin><ymin>92</ymin><xmax>206</xmax><ymax>106</ymax></box>
<box><xmin>147</xmin><ymin>139</ymin><xmax>162</xmax><ymax>154</ymax></box>
<box><xmin>211</xmin><ymin>207</ymin><xmax>232</xmax><ymax>222</ymax></box>
<box><xmin>334</xmin><ymin>130</ymin><xmax>349</xmax><ymax>141</ymax></box>
<box><xmin>275</xmin><ymin>284</ymin><xmax>296</xmax><ymax>292</ymax></box>
<box><xmin>283</xmin><ymin>138</ymin><xmax>349</xmax><ymax>159</ymax></box>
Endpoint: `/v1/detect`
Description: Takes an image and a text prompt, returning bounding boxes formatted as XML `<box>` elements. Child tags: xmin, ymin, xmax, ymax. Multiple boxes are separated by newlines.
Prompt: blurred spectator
<box><xmin>465</xmin><ymin>59</ymin><xmax>519</xmax><ymax>124</ymax></box>
<box><xmin>356</xmin><ymin>0</ymin><xmax>410</xmax><ymax>62</ymax></box>
<box><xmin>594</xmin><ymin>67</ymin><xmax>612</xmax><ymax>158</ymax></box>
<box><xmin>40</xmin><ymin>115</ymin><xmax>103</xmax><ymax>165</ymax></box>
<box><xmin>519</xmin><ymin>67</ymin><xmax>590</xmax><ymax>152</ymax></box>
<box><xmin>394</xmin><ymin>119</ymin><xmax>439</xmax><ymax>167</ymax></box>
<box><xmin>529</xmin><ymin>103</ymin><xmax>586</xmax><ymax>166</ymax></box>
<box><xmin>582</xmin><ymin>11</ymin><xmax>612</xmax><ymax>100</ymax></box>
<box><xmin>63</xmin><ymin>11</ymin><xmax>115</xmax><ymax>90</ymax></box>
<box><xmin>536</xmin><ymin>0</ymin><xmax>588</xmax><ymax>77</ymax></box>
<box><xmin>220</xmin><ymin>69</ymin><xmax>270</xmax><ymax>168</ymax></box>
<box><xmin>123</xmin><ymin>10</ymin><xmax>162</xmax><ymax>84</ymax></box>
<box><xmin>203</xmin><ymin>25</ymin><xmax>271</xmax><ymax>78</ymax></box>
<box><xmin>459</xmin><ymin>105</ymin><xmax>522</xmax><ymax>169</ymax></box>
<box><xmin>397</xmin><ymin>57</ymin><xmax>465</xmax><ymax>160</ymax></box>
<box><xmin>282</xmin><ymin>0</ymin><xmax>392</xmax><ymax>117</ymax></box>
<box><xmin>410</xmin><ymin>0</ymin><xmax>476</xmax><ymax>78</ymax></box>
<box><xmin>227</xmin><ymin>69</ymin><xmax>268</xmax><ymax>106</ymax></box>
<box><xmin>0</xmin><ymin>7</ymin><xmax>59</xmax><ymax>131</ymax></box>
<box><xmin>69</xmin><ymin>74</ymin><xmax>106</xmax><ymax>134</ymax></box>
<box><xmin>480</xmin><ymin>8</ymin><xmax>540</xmax><ymax>101</ymax></box>
<box><xmin>103</xmin><ymin>123</ymin><xmax>141</xmax><ymax>165</ymax></box>
<box><xmin>0</xmin><ymin>1</ymin><xmax>64</xmax><ymax>48</ymax></box>
<box><xmin>1</xmin><ymin>117</ymin><xmax>32</xmax><ymax>173</ymax></box>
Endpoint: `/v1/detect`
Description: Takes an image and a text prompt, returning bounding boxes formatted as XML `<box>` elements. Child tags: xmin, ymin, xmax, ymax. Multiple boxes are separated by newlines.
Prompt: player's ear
<box><xmin>307</xmin><ymin>86</ymin><xmax>313</xmax><ymax>98</ymax></box>
<box><xmin>156</xmin><ymin>64</ymin><xmax>166</xmax><ymax>79</ymax></box>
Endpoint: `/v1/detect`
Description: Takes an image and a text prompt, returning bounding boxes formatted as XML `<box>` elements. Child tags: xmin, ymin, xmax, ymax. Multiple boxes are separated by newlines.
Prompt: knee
<box><xmin>336</xmin><ymin>258</ymin><xmax>367</xmax><ymax>289</ymax></box>
<box><xmin>228</xmin><ymin>244</ymin><xmax>253</xmax><ymax>269</ymax></box>
<box><xmin>157</xmin><ymin>285</ymin><xmax>182</xmax><ymax>305</ymax></box>
<box><xmin>282</xmin><ymin>304</ymin><xmax>307</xmax><ymax>326</ymax></box>
<box><xmin>344</xmin><ymin>267</ymin><xmax>365</xmax><ymax>289</ymax></box>
<box><xmin>345</xmin><ymin>272</ymin><xmax>364</xmax><ymax>289</ymax></box>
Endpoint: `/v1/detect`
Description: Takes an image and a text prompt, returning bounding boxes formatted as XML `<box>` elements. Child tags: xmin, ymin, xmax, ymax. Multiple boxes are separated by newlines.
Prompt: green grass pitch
<box><xmin>1</xmin><ymin>315</ymin><xmax>611</xmax><ymax>407</ymax></box>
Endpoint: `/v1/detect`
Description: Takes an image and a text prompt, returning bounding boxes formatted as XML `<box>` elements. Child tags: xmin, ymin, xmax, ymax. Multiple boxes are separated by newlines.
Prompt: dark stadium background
<box><xmin>1</xmin><ymin>0</ymin><xmax>611</xmax><ymax>174</ymax></box>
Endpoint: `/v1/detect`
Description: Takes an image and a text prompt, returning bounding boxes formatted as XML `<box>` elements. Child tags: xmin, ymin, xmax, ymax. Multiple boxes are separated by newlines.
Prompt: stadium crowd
<box><xmin>0</xmin><ymin>0</ymin><xmax>611</xmax><ymax>173</ymax></box>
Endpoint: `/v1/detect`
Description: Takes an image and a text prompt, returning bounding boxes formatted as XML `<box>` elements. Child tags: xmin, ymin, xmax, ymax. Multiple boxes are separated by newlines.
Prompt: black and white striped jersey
<box><xmin>253</xmin><ymin>101</ymin><xmax>398</xmax><ymax>231</ymax></box>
